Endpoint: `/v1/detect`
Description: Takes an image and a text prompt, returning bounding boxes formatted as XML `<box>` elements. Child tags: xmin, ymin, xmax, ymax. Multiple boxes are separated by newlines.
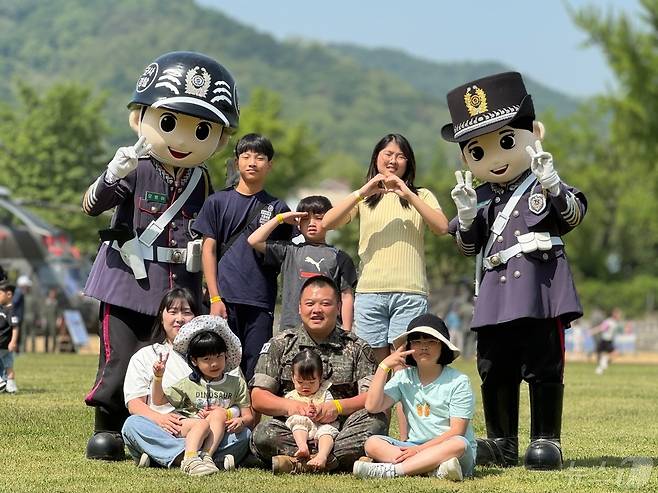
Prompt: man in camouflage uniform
<box><xmin>249</xmin><ymin>275</ymin><xmax>387</xmax><ymax>473</ymax></box>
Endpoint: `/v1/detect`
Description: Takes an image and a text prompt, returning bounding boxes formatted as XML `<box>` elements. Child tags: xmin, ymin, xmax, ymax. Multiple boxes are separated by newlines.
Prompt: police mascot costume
<box><xmin>442</xmin><ymin>72</ymin><xmax>586</xmax><ymax>470</ymax></box>
<box><xmin>82</xmin><ymin>52</ymin><xmax>239</xmax><ymax>460</ymax></box>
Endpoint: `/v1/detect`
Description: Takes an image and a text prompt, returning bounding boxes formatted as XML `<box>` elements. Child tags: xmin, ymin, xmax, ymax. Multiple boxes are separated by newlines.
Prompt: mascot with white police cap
<box><xmin>442</xmin><ymin>72</ymin><xmax>586</xmax><ymax>470</ymax></box>
<box><xmin>82</xmin><ymin>51</ymin><xmax>239</xmax><ymax>460</ymax></box>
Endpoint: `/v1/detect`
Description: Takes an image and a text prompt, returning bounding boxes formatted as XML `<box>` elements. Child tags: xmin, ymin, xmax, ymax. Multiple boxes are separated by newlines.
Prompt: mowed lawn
<box><xmin>2</xmin><ymin>353</ymin><xmax>656</xmax><ymax>493</ymax></box>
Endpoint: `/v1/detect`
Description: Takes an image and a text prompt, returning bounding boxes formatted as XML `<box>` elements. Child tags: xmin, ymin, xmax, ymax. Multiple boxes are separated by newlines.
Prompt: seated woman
<box><xmin>121</xmin><ymin>288</ymin><xmax>252</xmax><ymax>468</ymax></box>
<box><xmin>353</xmin><ymin>313</ymin><xmax>476</xmax><ymax>481</ymax></box>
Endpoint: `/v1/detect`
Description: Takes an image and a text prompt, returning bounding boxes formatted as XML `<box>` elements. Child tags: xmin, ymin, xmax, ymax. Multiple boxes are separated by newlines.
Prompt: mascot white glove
<box><xmin>106</xmin><ymin>136</ymin><xmax>152</xmax><ymax>181</ymax></box>
<box><xmin>451</xmin><ymin>170</ymin><xmax>477</xmax><ymax>231</ymax></box>
<box><xmin>526</xmin><ymin>140</ymin><xmax>560</xmax><ymax>195</ymax></box>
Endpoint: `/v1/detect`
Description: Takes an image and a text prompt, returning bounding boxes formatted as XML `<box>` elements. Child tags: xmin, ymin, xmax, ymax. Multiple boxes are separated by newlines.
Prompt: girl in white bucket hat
<box><xmin>353</xmin><ymin>313</ymin><xmax>476</xmax><ymax>481</ymax></box>
<box><xmin>151</xmin><ymin>315</ymin><xmax>253</xmax><ymax>476</ymax></box>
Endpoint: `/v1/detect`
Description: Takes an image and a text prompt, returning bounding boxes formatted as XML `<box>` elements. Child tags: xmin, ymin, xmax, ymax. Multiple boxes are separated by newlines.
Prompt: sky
<box><xmin>199</xmin><ymin>0</ymin><xmax>641</xmax><ymax>97</ymax></box>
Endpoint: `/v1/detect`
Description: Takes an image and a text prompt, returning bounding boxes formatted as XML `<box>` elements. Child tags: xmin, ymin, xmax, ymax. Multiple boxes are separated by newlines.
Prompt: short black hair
<box><xmin>404</xmin><ymin>332</ymin><xmax>456</xmax><ymax>366</ymax></box>
<box><xmin>234</xmin><ymin>133</ymin><xmax>274</xmax><ymax>160</ymax></box>
<box><xmin>296</xmin><ymin>195</ymin><xmax>332</xmax><ymax>215</ymax></box>
<box><xmin>300</xmin><ymin>275</ymin><xmax>340</xmax><ymax>302</ymax></box>
<box><xmin>187</xmin><ymin>331</ymin><xmax>228</xmax><ymax>382</ymax></box>
<box><xmin>291</xmin><ymin>349</ymin><xmax>323</xmax><ymax>380</ymax></box>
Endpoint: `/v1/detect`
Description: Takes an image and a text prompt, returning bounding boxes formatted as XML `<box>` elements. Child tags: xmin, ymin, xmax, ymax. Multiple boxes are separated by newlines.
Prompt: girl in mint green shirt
<box><xmin>354</xmin><ymin>314</ymin><xmax>476</xmax><ymax>481</ymax></box>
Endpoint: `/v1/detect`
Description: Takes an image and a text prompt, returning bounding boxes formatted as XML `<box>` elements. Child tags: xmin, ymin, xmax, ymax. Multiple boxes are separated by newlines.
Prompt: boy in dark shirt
<box><xmin>248</xmin><ymin>195</ymin><xmax>357</xmax><ymax>331</ymax></box>
<box><xmin>195</xmin><ymin>134</ymin><xmax>292</xmax><ymax>380</ymax></box>
<box><xmin>0</xmin><ymin>281</ymin><xmax>19</xmax><ymax>393</ymax></box>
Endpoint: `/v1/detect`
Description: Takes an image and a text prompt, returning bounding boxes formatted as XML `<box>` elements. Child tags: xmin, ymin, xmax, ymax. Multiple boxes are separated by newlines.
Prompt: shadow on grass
<box><xmin>564</xmin><ymin>456</ymin><xmax>657</xmax><ymax>468</ymax></box>
<box><xmin>473</xmin><ymin>466</ymin><xmax>505</xmax><ymax>478</ymax></box>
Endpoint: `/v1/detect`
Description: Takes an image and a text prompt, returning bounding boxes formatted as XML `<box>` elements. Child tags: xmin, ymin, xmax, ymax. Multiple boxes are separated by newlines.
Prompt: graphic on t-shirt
<box><xmin>260</xmin><ymin>204</ymin><xmax>274</xmax><ymax>224</ymax></box>
<box><xmin>416</xmin><ymin>402</ymin><xmax>431</xmax><ymax>417</ymax></box>
<box><xmin>304</xmin><ymin>256</ymin><xmax>325</xmax><ymax>272</ymax></box>
<box><xmin>193</xmin><ymin>388</ymin><xmax>234</xmax><ymax>410</ymax></box>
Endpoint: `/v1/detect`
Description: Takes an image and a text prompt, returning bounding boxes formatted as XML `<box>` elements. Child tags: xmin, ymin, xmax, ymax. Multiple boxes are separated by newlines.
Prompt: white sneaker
<box><xmin>223</xmin><ymin>454</ymin><xmax>235</xmax><ymax>471</ymax></box>
<box><xmin>136</xmin><ymin>453</ymin><xmax>150</xmax><ymax>468</ymax></box>
<box><xmin>181</xmin><ymin>456</ymin><xmax>217</xmax><ymax>476</ymax></box>
<box><xmin>0</xmin><ymin>377</ymin><xmax>6</xmax><ymax>393</ymax></box>
<box><xmin>5</xmin><ymin>379</ymin><xmax>17</xmax><ymax>393</ymax></box>
<box><xmin>199</xmin><ymin>452</ymin><xmax>220</xmax><ymax>472</ymax></box>
<box><xmin>433</xmin><ymin>457</ymin><xmax>463</xmax><ymax>481</ymax></box>
<box><xmin>352</xmin><ymin>461</ymin><xmax>397</xmax><ymax>479</ymax></box>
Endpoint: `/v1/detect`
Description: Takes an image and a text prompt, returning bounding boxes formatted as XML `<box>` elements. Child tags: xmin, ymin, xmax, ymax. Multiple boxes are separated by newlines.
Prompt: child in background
<box><xmin>354</xmin><ymin>314</ymin><xmax>476</xmax><ymax>481</ymax></box>
<box><xmin>152</xmin><ymin>316</ymin><xmax>253</xmax><ymax>476</ymax></box>
<box><xmin>248</xmin><ymin>195</ymin><xmax>357</xmax><ymax>331</ymax></box>
<box><xmin>194</xmin><ymin>133</ymin><xmax>292</xmax><ymax>381</ymax></box>
<box><xmin>0</xmin><ymin>282</ymin><xmax>19</xmax><ymax>393</ymax></box>
<box><xmin>592</xmin><ymin>308</ymin><xmax>624</xmax><ymax>375</ymax></box>
<box><xmin>276</xmin><ymin>349</ymin><xmax>340</xmax><ymax>473</ymax></box>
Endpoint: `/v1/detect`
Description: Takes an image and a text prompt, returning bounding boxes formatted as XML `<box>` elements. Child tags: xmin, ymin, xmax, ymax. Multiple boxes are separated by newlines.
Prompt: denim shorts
<box><xmin>0</xmin><ymin>349</ymin><xmax>14</xmax><ymax>376</ymax></box>
<box><xmin>373</xmin><ymin>434</ymin><xmax>475</xmax><ymax>477</ymax></box>
<box><xmin>354</xmin><ymin>292</ymin><xmax>428</xmax><ymax>348</ymax></box>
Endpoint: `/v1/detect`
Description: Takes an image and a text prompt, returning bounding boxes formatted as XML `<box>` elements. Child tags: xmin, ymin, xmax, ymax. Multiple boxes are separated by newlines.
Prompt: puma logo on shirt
<box><xmin>304</xmin><ymin>256</ymin><xmax>326</xmax><ymax>272</ymax></box>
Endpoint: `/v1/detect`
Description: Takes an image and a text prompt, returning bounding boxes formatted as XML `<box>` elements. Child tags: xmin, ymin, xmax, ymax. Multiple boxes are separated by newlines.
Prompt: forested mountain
<box><xmin>327</xmin><ymin>44</ymin><xmax>580</xmax><ymax>117</ymax></box>
<box><xmin>0</xmin><ymin>0</ymin><xmax>576</xmax><ymax>164</ymax></box>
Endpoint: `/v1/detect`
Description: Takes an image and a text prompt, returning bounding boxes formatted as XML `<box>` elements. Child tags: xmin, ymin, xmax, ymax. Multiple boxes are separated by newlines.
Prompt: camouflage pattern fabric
<box><xmin>251</xmin><ymin>409</ymin><xmax>387</xmax><ymax>471</ymax></box>
<box><xmin>249</xmin><ymin>326</ymin><xmax>387</xmax><ymax>471</ymax></box>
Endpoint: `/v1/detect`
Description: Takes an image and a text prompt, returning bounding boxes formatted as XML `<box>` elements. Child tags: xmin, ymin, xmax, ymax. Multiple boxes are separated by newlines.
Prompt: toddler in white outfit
<box><xmin>284</xmin><ymin>349</ymin><xmax>339</xmax><ymax>469</ymax></box>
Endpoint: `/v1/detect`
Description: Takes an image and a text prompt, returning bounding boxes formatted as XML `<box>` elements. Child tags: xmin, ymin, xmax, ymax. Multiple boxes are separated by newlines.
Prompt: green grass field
<box><xmin>2</xmin><ymin>354</ymin><xmax>656</xmax><ymax>493</ymax></box>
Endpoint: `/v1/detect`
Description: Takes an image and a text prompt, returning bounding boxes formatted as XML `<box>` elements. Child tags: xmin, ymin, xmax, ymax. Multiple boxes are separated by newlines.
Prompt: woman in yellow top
<box><xmin>322</xmin><ymin>133</ymin><xmax>449</xmax><ymax>366</ymax></box>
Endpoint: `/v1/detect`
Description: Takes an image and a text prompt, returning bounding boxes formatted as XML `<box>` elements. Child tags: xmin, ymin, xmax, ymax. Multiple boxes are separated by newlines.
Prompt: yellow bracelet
<box><xmin>378</xmin><ymin>363</ymin><xmax>392</xmax><ymax>373</ymax></box>
<box><xmin>226</xmin><ymin>408</ymin><xmax>233</xmax><ymax>420</ymax></box>
<box><xmin>333</xmin><ymin>399</ymin><xmax>343</xmax><ymax>415</ymax></box>
<box><xmin>153</xmin><ymin>375</ymin><xmax>162</xmax><ymax>381</ymax></box>
<box><xmin>276</xmin><ymin>213</ymin><xmax>284</xmax><ymax>224</ymax></box>
<box><xmin>353</xmin><ymin>190</ymin><xmax>364</xmax><ymax>203</ymax></box>
<box><xmin>210</xmin><ymin>295</ymin><xmax>222</xmax><ymax>304</ymax></box>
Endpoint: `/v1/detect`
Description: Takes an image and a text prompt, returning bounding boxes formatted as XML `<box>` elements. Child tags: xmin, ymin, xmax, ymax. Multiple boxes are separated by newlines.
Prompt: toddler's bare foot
<box><xmin>307</xmin><ymin>455</ymin><xmax>327</xmax><ymax>470</ymax></box>
<box><xmin>294</xmin><ymin>447</ymin><xmax>310</xmax><ymax>459</ymax></box>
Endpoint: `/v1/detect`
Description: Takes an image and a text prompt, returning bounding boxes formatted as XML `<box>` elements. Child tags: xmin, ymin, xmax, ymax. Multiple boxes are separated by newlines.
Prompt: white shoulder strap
<box><xmin>139</xmin><ymin>167</ymin><xmax>203</xmax><ymax>247</ymax></box>
<box><xmin>483</xmin><ymin>173</ymin><xmax>536</xmax><ymax>258</ymax></box>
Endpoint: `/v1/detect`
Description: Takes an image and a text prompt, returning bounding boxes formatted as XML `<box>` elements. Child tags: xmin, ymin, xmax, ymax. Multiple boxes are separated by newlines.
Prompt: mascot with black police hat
<box><xmin>442</xmin><ymin>72</ymin><xmax>586</xmax><ymax>470</ymax></box>
<box><xmin>82</xmin><ymin>52</ymin><xmax>239</xmax><ymax>460</ymax></box>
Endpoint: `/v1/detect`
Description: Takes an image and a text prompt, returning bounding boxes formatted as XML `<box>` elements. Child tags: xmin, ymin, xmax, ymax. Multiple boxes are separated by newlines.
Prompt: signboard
<box><xmin>63</xmin><ymin>309</ymin><xmax>89</xmax><ymax>348</ymax></box>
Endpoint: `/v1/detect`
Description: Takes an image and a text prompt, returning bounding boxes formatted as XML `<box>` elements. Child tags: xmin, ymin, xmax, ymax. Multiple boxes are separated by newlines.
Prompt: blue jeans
<box><xmin>0</xmin><ymin>349</ymin><xmax>14</xmax><ymax>379</ymax></box>
<box><xmin>122</xmin><ymin>415</ymin><xmax>252</xmax><ymax>468</ymax></box>
<box><xmin>375</xmin><ymin>435</ymin><xmax>475</xmax><ymax>477</ymax></box>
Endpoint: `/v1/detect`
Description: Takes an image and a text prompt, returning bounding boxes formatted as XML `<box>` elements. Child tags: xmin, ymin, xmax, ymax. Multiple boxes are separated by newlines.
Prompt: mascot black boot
<box><xmin>85</xmin><ymin>407</ymin><xmax>128</xmax><ymax>461</ymax></box>
<box><xmin>524</xmin><ymin>383</ymin><xmax>564</xmax><ymax>470</ymax></box>
<box><xmin>476</xmin><ymin>383</ymin><xmax>520</xmax><ymax>467</ymax></box>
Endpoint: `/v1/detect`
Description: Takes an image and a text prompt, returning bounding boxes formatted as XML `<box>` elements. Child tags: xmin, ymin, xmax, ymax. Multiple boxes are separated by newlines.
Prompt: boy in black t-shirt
<box><xmin>194</xmin><ymin>134</ymin><xmax>292</xmax><ymax>380</ymax></box>
<box><xmin>0</xmin><ymin>281</ymin><xmax>19</xmax><ymax>393</ymax></box>
<box><xmin>248</xmin><ymin>195</ymin><xmax>357</xmax><ymax>331</ymax></box>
